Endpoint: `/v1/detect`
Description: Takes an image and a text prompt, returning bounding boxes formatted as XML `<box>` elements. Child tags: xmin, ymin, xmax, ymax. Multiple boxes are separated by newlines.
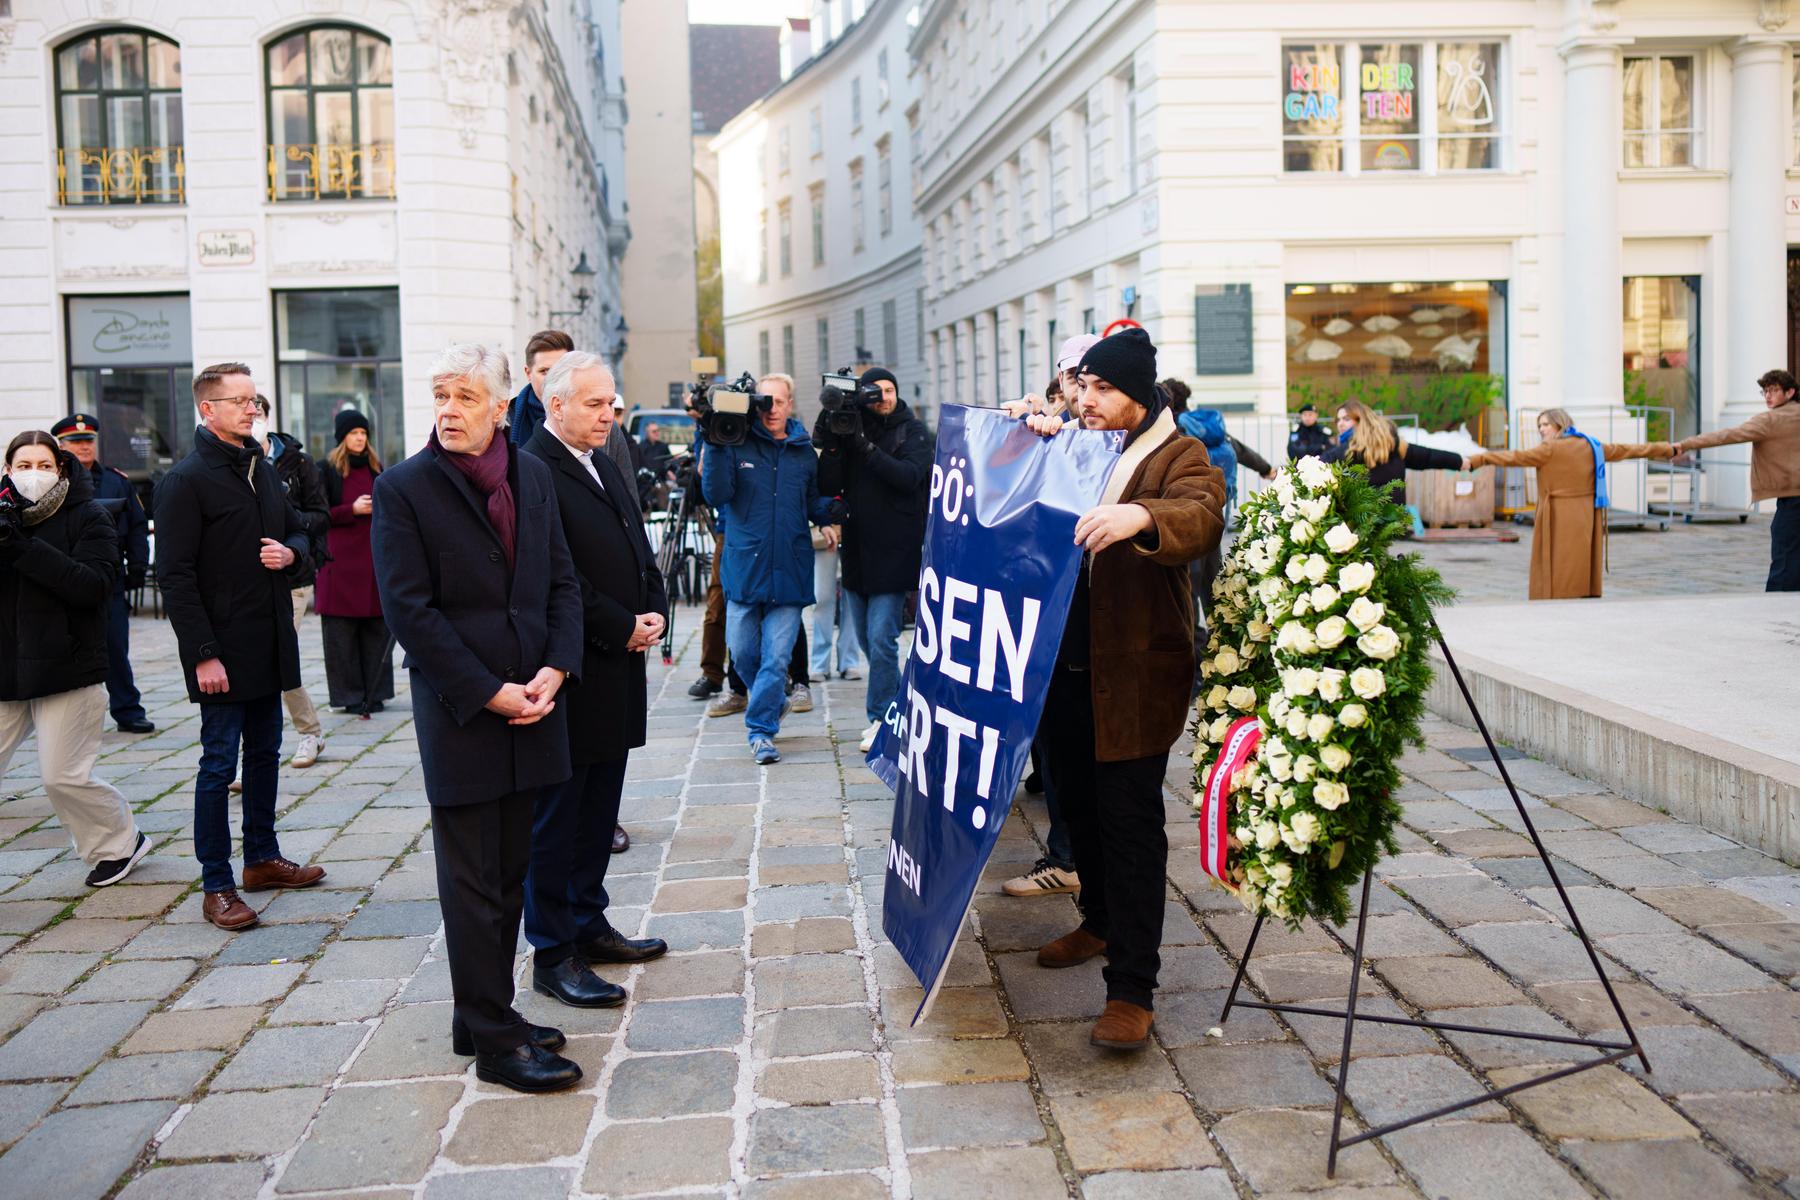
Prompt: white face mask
<box><xmin>10</xmin><ymin>468</ymin><xmax>58</xmax><ymax>503</ymax></box>
<box><xmin>250</xmin><ymin>418</ymin><xmax>270</xmax><ymax>444</ymax></box>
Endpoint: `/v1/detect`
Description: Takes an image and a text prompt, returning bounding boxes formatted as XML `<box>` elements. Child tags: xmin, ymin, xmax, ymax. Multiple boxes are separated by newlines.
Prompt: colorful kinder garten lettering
<box><xmin>1361</xmin><ymin>60</ymin><xmax>1415</xmax><ymax>120</ymax></box>
<box><xmin>1286</xmin><ymin>61</ymin><xmax>1339</xmax><ymax>121</ymax></box>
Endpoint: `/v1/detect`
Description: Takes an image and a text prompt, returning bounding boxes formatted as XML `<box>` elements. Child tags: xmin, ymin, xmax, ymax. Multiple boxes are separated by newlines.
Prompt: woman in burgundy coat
<box><xmin>315</xmin><ymin>410</ymin><xmax>394</xmax><ymax>713</ymax></box>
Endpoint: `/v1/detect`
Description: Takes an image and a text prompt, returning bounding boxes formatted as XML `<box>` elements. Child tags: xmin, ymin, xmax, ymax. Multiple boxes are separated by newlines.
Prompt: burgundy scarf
<box><xmin>431</xmin><ymin>428</ymin><xmax>516</xmax><ymax>569</ymax></box>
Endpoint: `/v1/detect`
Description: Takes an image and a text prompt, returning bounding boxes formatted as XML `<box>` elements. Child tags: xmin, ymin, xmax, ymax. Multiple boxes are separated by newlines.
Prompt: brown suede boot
<box><xmin>1036</xmin><ymin>927</ymin><xmax>1107</xmax><ymax>969</ymax></box>
<box><xmin>203</xmin><ymin>889</ymin><xmax>259</xmax><ymax>931</ymax></box>
<box><xmin>241</xmin><ymin>857</ymin><xmax>326</xmax><ymax>892</ymax></box>
<box><xmin>1090</xmin><ymin>999</ymin><xmax>1153</xmax><ymax>1050</ymax></box>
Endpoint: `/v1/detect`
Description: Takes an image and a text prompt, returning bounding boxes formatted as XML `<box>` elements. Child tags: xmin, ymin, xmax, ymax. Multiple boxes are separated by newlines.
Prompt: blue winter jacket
<box><xmin>700</xmin><ymin>418</ymin><xmax>838</xmax><ymax>606</ymax></box>
<box><xmin>1177</xmin><ymin>408</ymin><xmax>1239</xmax><ymax>507</ymax></box>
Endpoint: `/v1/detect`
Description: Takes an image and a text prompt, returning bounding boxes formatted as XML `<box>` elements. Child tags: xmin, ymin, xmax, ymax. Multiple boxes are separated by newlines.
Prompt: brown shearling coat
<box><xmin>1468</xmin><ymin>437</ymin><xmax>1673</xmax><ymax>600</ymax></box>
<box><xmin>1085</xmin><ymin>419</ymin><xmax>1226</xmax><ymax>761</ymax></box>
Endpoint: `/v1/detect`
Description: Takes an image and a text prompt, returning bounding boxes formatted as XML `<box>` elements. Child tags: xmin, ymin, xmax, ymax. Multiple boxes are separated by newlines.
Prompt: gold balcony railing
<box><xmin>266</xmin><ymin>142</ymin><xmax>396</xmax><ymax>202</ymax></box>
<box><xmin>56</xmin><ymin>146</ymin><xmax>185</xmax><ymax>205</ymax></box>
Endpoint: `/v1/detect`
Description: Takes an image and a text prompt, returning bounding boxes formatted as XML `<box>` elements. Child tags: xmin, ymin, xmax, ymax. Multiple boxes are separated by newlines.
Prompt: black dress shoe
<box><xmin>579</xmin><ymin>928</ymin><xmax>669</xmax><ymax>965</ymax></box>
<box><xmin>532</xmin><ymin>956</ymin><xmax>627</xmax><ymax>1007</ymax></box>
<box><xmin>687</xmin><ymin>675</ymin><xmax>722</xmax><ymax>699</ymax></box>
<box><xmin>612</xmin><ymin>824</ymin><xmax>630</xmax><ymax>854</ymax></box>
<box><xmin>475</xmin><ymin>1042</ymin><xmax>582</xmax><ymax>1093</ymax></box>
<box><xmin>116</xmin><ymin>718</ymin><xmax>155</xmax><ymax>734</ymax></box>
<box><xmin>451</xmin><ymin>1019</ymin><xmax>566</xmax><ymax>1057</ymax></box>
<box><xmin>1022</xmin><ymin>770</ymin><xmax>1044</xmax><ymax>795</ymax></box>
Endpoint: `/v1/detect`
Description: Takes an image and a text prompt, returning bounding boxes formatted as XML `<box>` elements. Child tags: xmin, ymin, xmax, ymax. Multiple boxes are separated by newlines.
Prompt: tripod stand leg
<box><xmin>1428</xmin><ymin>616</ymin><xmax>1650</xmax><ymax>1073</ymax></box>
<box><xmin>1327</xmin><ymin>870</ymin><xmax>1374</xmax><ymax>1178</ymax></box>
<box><xmin>1219</xmin><ymin>910</ymin><xmax>1266</xmax><ymax>1021</ymax></box>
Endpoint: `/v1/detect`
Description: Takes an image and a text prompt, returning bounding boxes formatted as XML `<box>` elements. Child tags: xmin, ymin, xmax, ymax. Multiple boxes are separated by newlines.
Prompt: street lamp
<box><xmin>550</xmin><ymin>252</ymin><xmax>599</xmax><ymax>320</ymax></box>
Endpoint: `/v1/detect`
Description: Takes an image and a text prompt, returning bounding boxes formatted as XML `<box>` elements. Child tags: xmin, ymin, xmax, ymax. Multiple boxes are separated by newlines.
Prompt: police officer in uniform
<box><xmin>53</xmin><ymin>414</ymin><xmax>155</xmax><ymax>734</ymax></box>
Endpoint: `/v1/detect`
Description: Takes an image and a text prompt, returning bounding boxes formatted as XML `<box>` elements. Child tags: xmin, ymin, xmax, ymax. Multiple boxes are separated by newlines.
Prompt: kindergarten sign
<box><xmin>867</xmin><ymin>405</ymin><xmax>1121</xmax><ymax>1022</ymax></box>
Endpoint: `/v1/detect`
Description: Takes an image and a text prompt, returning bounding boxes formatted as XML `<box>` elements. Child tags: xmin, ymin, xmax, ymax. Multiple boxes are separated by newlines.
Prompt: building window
<box><xmin>882</xmin><ymin>299</ymin><xmax>898</xmax><ymax>368</ymax></box>
<box><xmin>877</xmin><ymin>138</ymin><xmax>893</xmax><ymax>236</ymax></box>
<box><xmin>1122</xmin><ymin>67</ymin><xmax>1140</xmax><ymax>195</ymax></box>
<box><xmin>1623</xmin><ymin>55</ymin><xmax>1697</xmax><ymax>168</ymax></box>
<box><xmin>266</xmin><ymin>25</ymin><xmax>395</xmax><ymax>200</ymax></box>
<box><xmin>817</xmin><ymin>316</ymin><xmax>830</xmax><ymax>370</ymax></box>
<box><xmin>809</xmin><ymin>106</ymin><xmax>823</xmax><ymax>156</ymax></box>
<box><xmin>782</xmin><ymin>324</ymin><xmax>795</xmax><ymax>374</ymax></box>
<box><xmin>274</xmin><ymin>287</ymin><xmax>404</xmax><ymax>466</ymax></box>
<box><xmin>1284</xmin><ymin>281</ymin><xmax>1505</xmax><ymax>429</ymax></box>
<box><xmin>1282</xmin><ymin>41</ymin><xmax>1503</xmax><ymax>174</ymax></box>
<box><xmin>777</xmin><ymin>126</ymin><xmax>791</xmax><ymax>175</ymax></box>
<box><xmin>851</xmin><ymin>77</ymin><xmax>863</xmax><ymax>131</ymax></box>
<box><xmin>757</xmin><ymin>209</ymin><xmax>769</xmax><ymax>284</ymax></box>
<box><xmin>854</xmin><ymin>308</ymin><xmax>868</xmax><ymax>360</ymax></box>
<box><xmin>849</xmin><ymin>162</ymin><xmax>866</xmax><ymax>253</ymax></box>
<box><xmin>878</xmin><ymin>47</ymin><xmax>891</xmax><ymax>108</ymax></box>
<box><xmin>758</xmin><ymin>330</ymin><xmax>771</xmax><ymax>378</ymax></box>
<box><xmin>916</xmin><ymin>288</ymin><xmax>926</xmax><ymax>361</ymax></box>
<box><xmin>778</xmin><ymin>200</ymin><xmax>793</xmax><ymax>276</ymax></box>
<box><xmin>66</xmin><ymin>293</ymin><xmax>193</xmax><ymax>480</ymax></box>
<box><xmin>808</xmin><ymin>185</ymin><xmax>825</xmax><ymax>267</ymax></box>
<box><xmin>54</xmin><ymin>28</ymin><xmax>185</xmax><ymax>205</ymax></box>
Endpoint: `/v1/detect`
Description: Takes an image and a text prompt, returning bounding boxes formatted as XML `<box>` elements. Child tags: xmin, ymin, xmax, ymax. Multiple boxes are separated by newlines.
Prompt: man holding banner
<box><xmin>1025</xmin><ymin>328</ymin><xmax>1224</xmax><ymax>1050</ymax></box>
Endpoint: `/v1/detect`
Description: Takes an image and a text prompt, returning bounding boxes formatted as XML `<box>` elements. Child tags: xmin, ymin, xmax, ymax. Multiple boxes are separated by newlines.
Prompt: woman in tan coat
<box><xmin>1466</xmin><ymin>408</ymin><xmax>1674</xmax><ymax>599</ymax></box>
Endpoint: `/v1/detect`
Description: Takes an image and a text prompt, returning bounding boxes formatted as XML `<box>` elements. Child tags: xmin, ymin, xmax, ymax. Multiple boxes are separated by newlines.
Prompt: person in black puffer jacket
<box><xmin>1323</xmin><ymin>398</ymin><xmax>1463</xmax><ymax>497</ymax></box>
<box><xmin>813</xmin><ymin>368</ymin><xmax>934</xmax><ymax>751</ymax></box>
<box><xmin>0</xmin><ymin>432</ymin><xmax>146</xmax><ymax>887</ymax></box>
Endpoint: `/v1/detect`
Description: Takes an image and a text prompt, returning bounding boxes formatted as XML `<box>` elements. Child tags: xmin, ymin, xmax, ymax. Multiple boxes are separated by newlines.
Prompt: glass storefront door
<box><xmin>1621</xmin><ymin>276</ymin><xmax>1699</xmax><ymax>441</ymax></box>
<box><xmin>273</xmin><ymin>287</ymin><xmax>404</xmax><ymax>466</ymax></box>
<box><xmin>65</xmin><ymin>293</ymin><xmax>194</xmax><ymax>483</ymax></box>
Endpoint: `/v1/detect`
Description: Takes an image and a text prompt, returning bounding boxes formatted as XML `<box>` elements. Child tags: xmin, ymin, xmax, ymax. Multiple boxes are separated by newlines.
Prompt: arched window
<box><xmin>266</xmin><ymin>25</ymin><xmax>395</xmax><ymax>201</ymax></box>
<box><xmin>54</xmin><ymin>28</ymin><xmax>184</xmax><ymax>205</ymax></box>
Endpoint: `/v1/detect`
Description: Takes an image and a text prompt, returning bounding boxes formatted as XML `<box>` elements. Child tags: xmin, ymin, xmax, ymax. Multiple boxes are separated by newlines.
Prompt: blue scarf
<box><xmin>1337</xmin><ymin>426</ymin><xmax>1353</xmax><ymax>447</ymax></box>
<box><xmin>1564</xmin><ymin>426</ymin><xmax>1607</xmax><ymax>508</ymax></box>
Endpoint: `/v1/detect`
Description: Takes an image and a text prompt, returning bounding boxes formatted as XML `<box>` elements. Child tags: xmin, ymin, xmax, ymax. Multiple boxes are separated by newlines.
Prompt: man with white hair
<box><xmin>372</xmin><ymin>342</ymin><xmax>586</xmax><ymax>1093</ymax></box>
<box><xmin>520</xmin><ymin>352</ymin><xmax>670</xmax><ymax>1008</ymax></box>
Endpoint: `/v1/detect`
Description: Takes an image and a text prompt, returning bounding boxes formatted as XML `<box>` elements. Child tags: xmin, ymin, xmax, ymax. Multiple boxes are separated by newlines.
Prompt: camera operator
<box><xmin>0</xmin><ymin>432</ymin><xmax>148</xmax><ymax>886</ymax></box>
<box><xmin>699</xmin><ymin>373</ymin><xmax>839</xmax><ymax>764</ymax></box>
<box><xmin>812</xmin><ymin>368</ymin><xmax>933</xmax><ymax>753</ymax></box>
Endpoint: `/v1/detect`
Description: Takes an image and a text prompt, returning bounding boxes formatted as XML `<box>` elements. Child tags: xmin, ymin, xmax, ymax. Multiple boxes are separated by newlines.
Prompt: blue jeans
<box><xmin>809</xmin><ymin>549</ymin><xmax>864</xmax><ymax>676</ymax></box>
<box><xmin>844</xmin><ymin>590</ymin><xmax>906</xmax><ymax>725</ymax></box>
<box><xmin>726</xmin><ymin>601</ymin><xmax>803</xmax><ymax>742</ymax></box>
<box><xmin>194</xmin><ymin>696</ymin><xmax>284</xmax><ymax>892</ymax></box>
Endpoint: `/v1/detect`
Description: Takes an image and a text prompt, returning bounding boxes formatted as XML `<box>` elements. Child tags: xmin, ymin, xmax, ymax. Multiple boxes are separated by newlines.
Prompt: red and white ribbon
<box><xmin>1199</xmin><ymin>716</ymin><xmax>1263</xmax><ymax>889</ymax></box>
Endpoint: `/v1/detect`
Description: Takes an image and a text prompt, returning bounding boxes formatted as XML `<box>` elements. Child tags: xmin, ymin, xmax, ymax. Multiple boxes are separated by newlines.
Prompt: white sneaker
<box><xmin>859</xmin><ymin>721</ymin><xmax>882</xmax><ymax>753</ymax></box>
<box><xmin>291</xmin><ymin>734</ymin><xmax>324</xmax><ymax>769</ymax></box>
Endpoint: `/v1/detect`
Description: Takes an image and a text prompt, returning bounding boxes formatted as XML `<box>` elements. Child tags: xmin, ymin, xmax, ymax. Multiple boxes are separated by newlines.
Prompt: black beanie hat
<box><xmin>334</xmin><ymin>409</ymin><xmax>371</xmax><ymax>444</ymax></box>
<box><xmin>858</xmin><ymin>367</ymin><xmax>898</xmax><ymax>393</ymax></box>
<box><xmin>1077</xmin><ymin>327</ymin><xmax>1158</xmax><ymax>412</ymax></box>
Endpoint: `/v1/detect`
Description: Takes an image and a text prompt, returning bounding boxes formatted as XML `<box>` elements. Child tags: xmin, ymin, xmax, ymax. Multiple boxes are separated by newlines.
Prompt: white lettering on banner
<box><xmin>888</xmin><ymin>839</ymin><xmax>922</xmax><ymax>896</ymax></box>
<box><xmin>928</xmin><ymin>456</ymin><xmax>976</xmax><ymax>526</ymax></box>
<box><xmin>915</xmin><ymin>569</ymin><xmax>941</xmax><ymax>663</ymax></box>
<box><xmin>939</xmin><ymin>577</ymin><xmax>978</xmax><ymax>683</ymax></box>
<box><xmin>895</xmin><ymin>685</ymin><xmax>1004</xmax><ymax>830</ymax></box>
<box><xmin>934</xmin><ymin>707</ymin><xmax>977</xmax><ymax>808</ymax></box>
<box><xmin>978</xmin><ymin>596</ymin><xmax>1040</xmax><ymax>702</ymax></box>
<box><xmin>911</xmin><ymin>567</ymin><xmax>1042</xmax><ymax>701</ymax></box>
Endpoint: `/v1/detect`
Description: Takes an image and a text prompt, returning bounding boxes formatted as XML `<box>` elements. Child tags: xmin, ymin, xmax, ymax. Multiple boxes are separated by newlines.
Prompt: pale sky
<box><xmin>687</xmin><ymin>0</ymin><xmax>806</xmax><ymax>25</ymax></box>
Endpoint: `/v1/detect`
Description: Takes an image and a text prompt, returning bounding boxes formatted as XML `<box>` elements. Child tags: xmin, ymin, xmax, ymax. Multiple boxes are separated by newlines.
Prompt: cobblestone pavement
<box><xmin>0</xmin><ymin>581</ymin><xmax>1795</xmax><ymax>1199</ymax></box>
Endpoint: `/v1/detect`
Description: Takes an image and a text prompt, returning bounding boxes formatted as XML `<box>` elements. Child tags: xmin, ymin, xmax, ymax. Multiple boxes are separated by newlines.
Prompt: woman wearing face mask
<box><xmin>315</xmin><ymin>410</ymin><xmax>394</xmax><ymax>714</ymax></box>
<box><xmin>0</xmin><ymin>431</ymin><xmax>147</xmax><ymax>885</ymax></box>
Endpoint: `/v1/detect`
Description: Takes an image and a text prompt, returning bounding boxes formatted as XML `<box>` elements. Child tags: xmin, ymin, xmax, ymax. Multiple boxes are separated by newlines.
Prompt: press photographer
<box><xmin>812</xmin><ymin>367</ymin><xmax>934</xmax><ymax>753</ymax></box>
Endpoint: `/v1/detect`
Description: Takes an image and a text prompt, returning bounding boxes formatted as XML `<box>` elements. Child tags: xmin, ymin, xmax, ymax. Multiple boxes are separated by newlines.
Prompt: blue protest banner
<box><xmin>867</xmin><ymin>404</ymin><xmax>1122</xmax><ymax>1023</ymax></box>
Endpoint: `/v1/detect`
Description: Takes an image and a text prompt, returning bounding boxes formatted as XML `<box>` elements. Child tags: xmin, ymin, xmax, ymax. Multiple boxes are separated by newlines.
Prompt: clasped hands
<box><xmin>487</xmin><ymin>668</ymin><xmax>565</xmax><ymax>726</ymax></box>
<box><xmin>626</xmin><ymin>611</ymin><xmax>666</xmax><ymax>652</ymax></box>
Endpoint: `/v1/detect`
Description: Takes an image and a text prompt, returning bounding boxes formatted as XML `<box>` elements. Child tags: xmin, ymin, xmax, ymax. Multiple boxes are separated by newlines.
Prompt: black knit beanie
<box><xmin>1077</xmin><ymin>328</ymin><xmax>1158</xmax><ymax>413</ymax></box>
<box><xmin>858</xmin><ymin>367</ymin><xmax>898</xmax><ymax>393</ymax></box>
<box><xmin>334</xmin><ymin>409</ymin><xmax>371</xmax><ymax>444</ymax></box>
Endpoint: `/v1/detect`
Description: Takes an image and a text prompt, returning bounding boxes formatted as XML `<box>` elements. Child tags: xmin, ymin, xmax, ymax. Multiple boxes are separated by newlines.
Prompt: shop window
<box><xmin>1623</xmin><ymin>55</ymin><xmax>1697</xmax><ymax>168</ymax></box>
<box><xmin>1284</xmin><ymin>281</ymin><xmax>1506</xmax><ymax>432</ymax></box>
<box><xmin>66</xmin><ymin>294</ymin><xmax>193</xmax><ymax>480</ymax></box>
<box><xmin>1622</xmin><ymin>276</ymin><xmax>1700</xmax><ymax>440</ymax></box>
<box><xmin>1282</xmin><ymin>41</ymin><xmax>1503</xmax><ymax>174</ymax></box>
<box><xmin>266</xmin><ymin>25</ymin><xmax>395</xmax><ymax>201</ymax></box>
<box><xmin>274</xmin><ymin>288</ymin><xmax>404</xmax><ymax>466</ymax></box>
<box><xmin>1793</xmin><ymin>55</ymin><xmax>1800</xmax><ymax>166</ymax></box>
<box><xmin>54</xmin><ymin>28</ymin><xmax>184</xmax><ymax>205</ymax></box>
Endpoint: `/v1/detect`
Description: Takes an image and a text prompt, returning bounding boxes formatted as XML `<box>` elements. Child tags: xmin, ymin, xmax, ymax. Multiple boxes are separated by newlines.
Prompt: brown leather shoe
<box><xmin>1090</xmin><ymin>999</ymin><xmax>1153</xmax><ymax>1050</ymax></box>
<box><xmin>241</xmin><ymin>857</ymin><xmax>326</xmax><ymax>892</ymax></box>
<box><xmin>612</xmin><ymin>824</ymin><xmax>630</xmax><ymax>854</ymax></box>
<box><xmin>1037</xmin><ymin>927</ymin><xmax>1107</xmax><ymax>969</ymax></box>
<box><xmin>203</xmin><ymin>889</ymin><xmax>259</xmax><ymax>931</ymax></box>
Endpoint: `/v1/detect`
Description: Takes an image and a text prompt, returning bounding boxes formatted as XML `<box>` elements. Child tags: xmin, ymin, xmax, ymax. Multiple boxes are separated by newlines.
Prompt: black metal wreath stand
<box><xmin>1216</xmin><ymin>617</ymin><xmax>1651</xmax><ymax>1177</ymax></box>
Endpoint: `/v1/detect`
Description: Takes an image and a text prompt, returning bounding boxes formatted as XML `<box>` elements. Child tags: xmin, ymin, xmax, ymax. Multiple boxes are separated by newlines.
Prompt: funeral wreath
<box><xmin>1190</xmin><ymin>455</ymin><xmax>1453</xmax><ymax>927</ymax></box>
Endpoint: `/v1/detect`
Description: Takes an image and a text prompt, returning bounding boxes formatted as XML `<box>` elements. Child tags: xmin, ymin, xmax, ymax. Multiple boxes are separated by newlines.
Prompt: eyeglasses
<box><xmin>205</xmin><ymin>395</ymin><xmax>261</xmax><ymax>410</ymax></box>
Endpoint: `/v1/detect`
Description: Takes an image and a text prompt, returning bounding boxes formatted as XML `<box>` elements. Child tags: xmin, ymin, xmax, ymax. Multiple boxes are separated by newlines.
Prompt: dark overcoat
<box><xmin>0</xmin><ymin>467</ymin><xmax>118</xmax><ymax>700</ymax></box>
<box><xmin>814</xmin><ymin>399</ymin><xmax>933</xmax><ymax>596</ymax></box>
<box><xmin>86</xmin><ymin>461</ymin><xmax>149</xmax><ymax>591</ymax></box>
<box><xmin>523</xmin><ymin>428</ymin><xmax>668</xmax><ymax>763</ymax></box>
<box><xmin>371</xmin><ymin>437</ymin><xmax>582</xmax><ymax>807</ymax></box>
<box><xmin>153</xmin><ymin>428</ymin><xmax>309</xmax><ymax>703</ymax></box>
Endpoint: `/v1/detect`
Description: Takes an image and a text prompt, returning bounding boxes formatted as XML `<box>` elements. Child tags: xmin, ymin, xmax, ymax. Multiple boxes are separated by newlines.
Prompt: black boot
<box><xmin>475</xmin><ymin>1042</ymin><xmax>583</xmax><ymax>1093</ymax></box>
<box><xmin>579</xmin><ymin>926</ymin><xmax>669</xmax><ymax>965</ymax></box>
<box><xmin>532</xmin><ymin>956</ymin><xmax>627</xmax><ymax>1007</ymax></box>
<box><xmin>451</xmin><ymin>1017</ymin><xmax>566</xmax><ymax>1057</ymax></box>
<box><xmin>687</xmin><ymin>675</ymin><xmax>722</xmax><ymax>699</ymax></box>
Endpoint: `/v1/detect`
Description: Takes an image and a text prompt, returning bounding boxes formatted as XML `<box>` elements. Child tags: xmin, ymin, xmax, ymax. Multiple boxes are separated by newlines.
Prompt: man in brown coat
<box><xmin>1024</xmin><ymin>328</ymin><xmax>1226</xmax><ymax>1050</ymax></box>
<box><xmin>1676</xmin><ymin>368</ymin><xmax>1800</xmax><ymax>591</ymax></box>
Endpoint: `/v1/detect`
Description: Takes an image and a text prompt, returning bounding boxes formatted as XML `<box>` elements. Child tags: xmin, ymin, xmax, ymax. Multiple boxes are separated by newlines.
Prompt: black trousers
<box><xmin>1040</xmin><ymin>663</ymin><xmax>1171</xmax><ymax>1010</ymax></box>
<box><xmin>321</xmin><ymin>615</ymin><xmax>395</xmax><ymax>710</ymax></box>
<box><xmin>432</xmin><ymin>790</ymin><xmax>535</xmax><ymax>1053</ymax></box>
<box><xmin>1770</xmin><ymin>495</ymin><xmax>1800</xmax><ymax>591</ymax></box>
<box><xmin>104</xmin><ymin>590</ymin><xmax>146</xmax><ymax>725</ymax></box>
<box><xmin>524</xmin><ymin>756</ymin><xmax>628</xmax><ymax>966</ymax></box>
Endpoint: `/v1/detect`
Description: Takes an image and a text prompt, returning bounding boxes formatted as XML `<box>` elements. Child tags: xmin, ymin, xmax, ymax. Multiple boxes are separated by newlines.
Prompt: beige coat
<box><xmin>1678</xmin><ymin>400</ymin><xmax>1800</xmax><ymax>503</ymax></box>
<box><xmin>1467</xmin><ymin>438</ymin><xmax>1673</xmax><ymax>600</ymax></box>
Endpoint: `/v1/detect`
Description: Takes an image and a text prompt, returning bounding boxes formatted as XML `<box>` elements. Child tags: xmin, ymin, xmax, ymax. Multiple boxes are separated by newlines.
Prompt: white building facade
<box><xmin>912</xmin><ymin>0</ymin><xmax>1800</xmax><ymax>510</ymax></box>
<box><xmin>0</xmin><ymin>0</ymin><xmax>628</xmax><ymax>485</ymax></box>
<box><xmin>715</xmin><ymin>0</ymin><xmax>929</xmax><ymax>424</ymax></box>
